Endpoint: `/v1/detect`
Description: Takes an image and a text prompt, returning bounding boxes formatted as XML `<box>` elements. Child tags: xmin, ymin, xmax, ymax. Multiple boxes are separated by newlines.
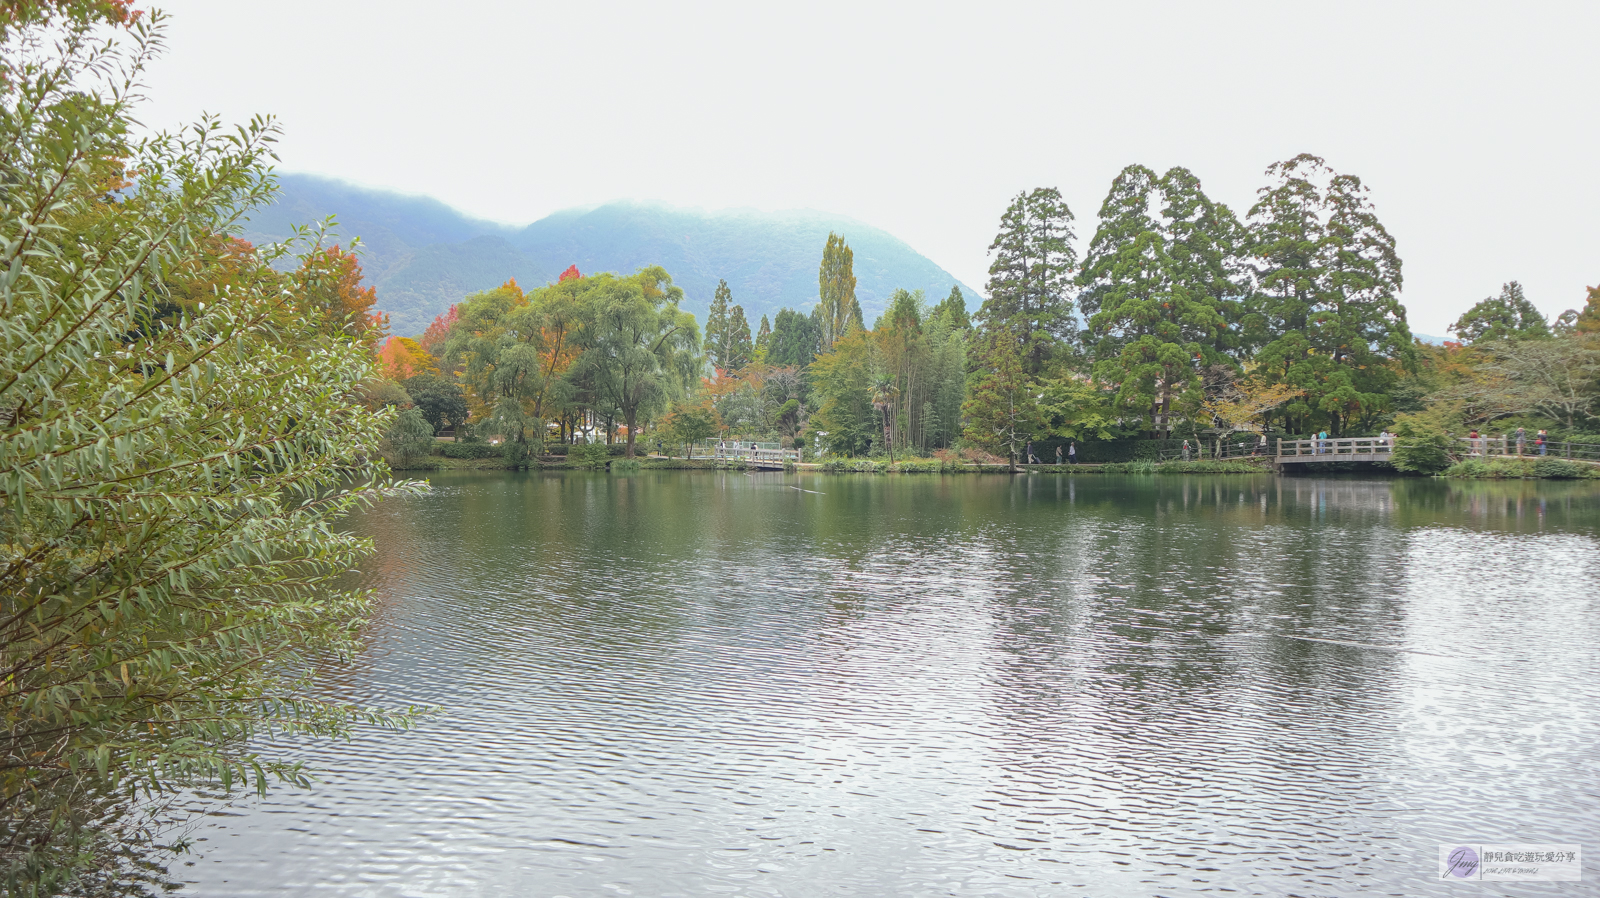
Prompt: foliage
<box><xmin>1100</xmin><ymin>460</ymin><xmax>1157</xmax><ymax>474</ymax></box>
<box><xmin>1444</xmin><ymin>458</ymin><xmax>1597</xmax><ymax>480</ymax></box>
<box><xmin>978</xmin><ymin>187</ymin><xmax>1077</xmax><ymax>374</ymax></box>
<box><xmin>566</xmin><ymin>443</ymin><xmax>611</xmax><ymax>468</ymax></box>
<box><xmin>1450</xmin><ymin>281</ymin><xmax>1551</xmax><ymax>343</ymax></box>
<box><xmin>1080</xmin><ymin>166</ymin><xmax>1246</xmax><ymax>436</ymax></box>
<box><xmin>418</xmin><ymin>303</ymin><xmax>458</xmax><ymax>356</ymax></box>
<box><xmin>1573</xmin><ymin>285</ymin><xmax>1600</xmax><ymax>334</ymax></box>
<box><xmin>402</xmin><ymin>373</ymin><xmax>469</xmax><ymax>434</ymax></box>
<box><xmin>962</xmin><ymin>327</ymin><xmax>1041</xmax><ymax>466</ymax></box>
<box><xmin>294</xmin><ymin>244</ymin><xmax>387</xmax><ymax>347</ymax></box>
<box><xmin>808</xmin><ymin>328</ymin><xmax>878</xmax><ymax>456</ymax></box>
<box><xmin>0</xmin><ymin>9</ymin><xmax>421</xmax><ymax>889</ymax></box>
<box><xmin>381</xmin><ymin>408</ymin><xmax>437</xmax><ymax>468</ymax></box>
<box><xmin>1035</xmin><ymin>374</ymin><xmax>1123</xmax><ymax>441</ymax></box>
<box><xmin>705</xmin><ymin>279</ymin><xmax>731</xmax><ymax>371</ymax></box>
<box><xmin>570</xmin><ymin>267</ymin><xmax>701</xmax><ymax>458</ymax></box>
<box><xmin>437</xmin><ymin>441</ymin><xmax>500</xmax><ymax>459</ymax></box>
<box><xmin>816</xmin><ymin>233</ymin><xmax>862</xmax><ymax>351</ymax></box>
<box><xmin>725</xmin><ymin>303</ymin><xmax>754</xmax><ymax>371</ymax></box>
<box><xmin>662</xmin><ymin>399</ymin><xmax>719</xmax><ymax>455</ymax></box>
<box><xmin>376</xmin><ymin>335</ymin><xmax>437</xmax><ymax>381</ymax></box>
<box><xmin>1244</xmin><ymin>154</ymin><xmax>1414</xmax><ymax>435</ymax></box>
<box><xmin>766</xmin><ymin>307</ymin><xmax>820</xmax><ymax>368</ymax></box>
<box><xmin>444</xmin><ymin>276</ymin><xmax>580</xmax><ymax>454</ymax></box>
<box><xmin>931</xmin><ymin>285</ymin><xmax>971</xmax><ymax>331</ymax></box>
<box><xmin>1389</xmin><ymin>410</ymin><xmax>1458</xmax><ymax>473</ymax></box>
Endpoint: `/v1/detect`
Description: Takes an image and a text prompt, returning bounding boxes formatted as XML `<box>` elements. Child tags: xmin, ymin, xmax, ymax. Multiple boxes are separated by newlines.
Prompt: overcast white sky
<box><xmin>140</xmin><ymin>1</ymin><xmax>1597</xmax><ymax>336</ymax></box>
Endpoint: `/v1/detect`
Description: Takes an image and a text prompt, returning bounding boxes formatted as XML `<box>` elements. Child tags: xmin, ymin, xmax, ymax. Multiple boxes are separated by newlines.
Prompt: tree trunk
<box><xmin>624</xmin><ymin>408</ymin><xmax>637</xmax><ymax>459</ymax></box>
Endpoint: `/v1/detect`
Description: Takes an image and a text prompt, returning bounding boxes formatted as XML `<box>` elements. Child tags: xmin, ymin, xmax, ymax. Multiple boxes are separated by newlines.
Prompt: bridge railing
<box><xmin>1456</xmin><ymin>437</ymin><xmax>1600</xmax><ymax>462</ymax></box>
<box><xmin>713</xmin><ymin>444</ymin><xmax>800</xmax><ymax>466</ymax></box>
<box><xmin>1277</xmin><ymin>437</ymin><xmax>1393</xmax><ymax>459</ymax></box>
<box><xmin>1158</xmin><ymin>437</ymin><xmax>1276</xmax><ymax>461</ymax></box>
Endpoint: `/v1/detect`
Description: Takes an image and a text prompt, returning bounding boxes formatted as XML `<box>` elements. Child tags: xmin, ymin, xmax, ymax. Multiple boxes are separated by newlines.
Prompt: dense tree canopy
<box><xmin>977</xmin><ymin>187</ymin><xmax>1077</xmax><ymax>375</ymax></box>
<box><xmin>1450</xmin><ymin>281</ymin><xmax>1550</xmax><ymax>343</ymax></box>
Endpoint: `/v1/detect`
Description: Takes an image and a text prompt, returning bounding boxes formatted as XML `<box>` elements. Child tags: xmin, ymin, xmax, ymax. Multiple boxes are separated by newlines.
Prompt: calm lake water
<box><xmin>181</xmin><ymin>471</ymin><xmax>1600</xmax><ymax>897</ymax></box>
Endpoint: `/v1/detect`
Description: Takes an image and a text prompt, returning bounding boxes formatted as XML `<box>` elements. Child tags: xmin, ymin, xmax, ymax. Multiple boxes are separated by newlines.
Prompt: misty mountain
<box><xmin>243</xmin><ymin>174</ymin><xmax>981</xmax><ymax>336</ymax></box>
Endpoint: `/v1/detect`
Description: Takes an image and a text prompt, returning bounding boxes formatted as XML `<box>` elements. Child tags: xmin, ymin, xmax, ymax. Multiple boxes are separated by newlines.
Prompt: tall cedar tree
<box><xmin>978</xmin><ymin>188</ymin><xmax>1077</xmax><ymax>375</ymax></box>
<box><xmin>932</xmin><ymin>285</ymin><xmax>971</xmax><ymax>330</ymax></box>
<box><xmin>767</xmin><ymin>307</ymin><xmax>821</xmax><ymax>367</ymax></box>
<box><xmin>755</xmin><ymin>314</ymin><xmax>772</xmax><ymax>357</ymax></box>
<box><xmin>1450</xmin><ymin>281</ymin><xmax>1552</xmax><ymax>343</ymax></box>
<box><xmin>1080</xmin><ymin>165</ymin><xmax>1244</xmax><ymax>436</ymax></box>
<box><xmin>726</xmin><ymin>303</ymin><xmax>754</xmax><ymax>371</ymax></box>
<box><xmin>706</xmin><ymin>278</ymin><xmax>731</xmax><ymax>370</ymax></box>
<box><xmin>1246</xmin><ymin>154</ymin><xmax>1413</xmax><ymax>435</ymax></box>
<box><xmin>817</xmin><ymin>232</ymin><xmax>862</xmax><ymax>350</ymax></box>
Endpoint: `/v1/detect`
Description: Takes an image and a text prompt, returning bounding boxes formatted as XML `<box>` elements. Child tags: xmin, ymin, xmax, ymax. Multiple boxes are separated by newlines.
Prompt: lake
<box><xmin>181</xmin><ymin>471</ymin><xmax>1600</xmax><ymax>896</ymax></box>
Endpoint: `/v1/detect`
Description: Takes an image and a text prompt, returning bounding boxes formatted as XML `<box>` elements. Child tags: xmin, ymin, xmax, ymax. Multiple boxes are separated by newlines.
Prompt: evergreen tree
<box><xmin>931</xmin><ymin>285</ymin><xmax>971</xmax><ymax>330</ymax></box>
<box><xmin>768</xmin><ymin>307</ymin><xmax>821</xmax><ymax>367</ymax></box>
<box><xmin>963</xmin><ymin>326</ymin><xmax>1041</xmax><ymax>467</ymax></box>
<box><xmin>817</xmin><ymin>232</ymin><xmax>862</xmax><ymax>350</ymax></box>
<box><xmin>1080</xmin><ymin>165</ymin><xmax>1244</xmax><ymax>436</ymax></box>
<box><xmin>1450</xmin><ymin>281</ymin><xmax>1552</xmax><ymax>343</ymax></box>
<box><xmin>977</xmin><ymin>187</ymin><xmax>1077</xmax><ymax>375</ymax></box>
<box><xmin>726</xmin><ymin>304</ymin><xmax>755</xmax><ymax>371</ymax></box>
<box><xmin>755</xmin><ymin>313</ymin><xmax>772</xmax><ymax>359</ymax></box>
<box><xmin>706</xmin><ymin>279</ymin><xmax>732</xmax><ymax>371</ymax></box>
<box><xmin>1246</xmin><ymin>154</ymin><xmax>1413</xmax><ymax>434</ymax></box>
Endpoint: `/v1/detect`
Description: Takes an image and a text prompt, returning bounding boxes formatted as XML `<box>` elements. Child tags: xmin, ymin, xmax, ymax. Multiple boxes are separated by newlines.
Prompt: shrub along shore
<box><xmin>406</xmin><ymin>445</ymin><xmax>1598</xmax><ymax>479</ymax></box>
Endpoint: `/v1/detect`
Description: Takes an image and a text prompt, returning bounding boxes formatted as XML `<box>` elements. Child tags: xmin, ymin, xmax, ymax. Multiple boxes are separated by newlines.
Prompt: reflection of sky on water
<box><xmin>183</xmin><ymin>472</ymin><xmax>1600</xmax><ymax>896</ymax></box>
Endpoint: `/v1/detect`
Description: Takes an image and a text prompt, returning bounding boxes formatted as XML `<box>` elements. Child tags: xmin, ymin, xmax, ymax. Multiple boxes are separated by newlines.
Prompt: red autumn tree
<box><xmin>559</xmin><ymin>265</ymin><xmax>581</xmax><ymax>282</ymax></box>
<box><xmin>419</xmin><ymin>304</ymin><xmax>459</xmax><ymax>356</ymax></box>
<box><xmin>295</xmin><ymin>245</ymin><xmax>387</xmax><ymax>346</ymax></box>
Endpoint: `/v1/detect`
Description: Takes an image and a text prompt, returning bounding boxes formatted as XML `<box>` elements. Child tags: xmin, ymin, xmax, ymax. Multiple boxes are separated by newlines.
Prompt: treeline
<box><xmin>389</xmin><ymin>153</ymin><xmax>1599</xmax><ymax>467</ymax></box>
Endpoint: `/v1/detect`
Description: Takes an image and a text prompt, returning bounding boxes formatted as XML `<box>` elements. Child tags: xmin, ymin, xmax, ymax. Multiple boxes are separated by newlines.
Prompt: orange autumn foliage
<box><xmin>296</xmin><ymin>245</ymin><xmax>387</xmax><ymax>346</ymax></box>
<box><xmin>376</xmin><ymin>336</ymin><xmax>438</xmax><ymax>381</ymax></box>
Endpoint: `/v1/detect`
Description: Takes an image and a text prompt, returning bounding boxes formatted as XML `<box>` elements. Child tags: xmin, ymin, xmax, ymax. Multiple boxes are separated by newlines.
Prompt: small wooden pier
<box><xmin>713</xmin><ymin>443</ymin><xmax>801</xmax><ymax>470</ymax></box>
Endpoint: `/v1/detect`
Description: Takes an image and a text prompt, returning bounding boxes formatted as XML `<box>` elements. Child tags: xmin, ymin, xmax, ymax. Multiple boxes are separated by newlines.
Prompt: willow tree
<box><xmin>572</xmin><ymin>268</ymin><xmax>701</xmax><ymax>458</ymax></box>
<box><xmin>444</xmin><ymin>277</ymin><xmax>585</xmax><ymax>459</ymax></box>
<box><xmin>1</xmin><ymin>6</ymin><xmax>418</xmax><ymax>889</ymax></box>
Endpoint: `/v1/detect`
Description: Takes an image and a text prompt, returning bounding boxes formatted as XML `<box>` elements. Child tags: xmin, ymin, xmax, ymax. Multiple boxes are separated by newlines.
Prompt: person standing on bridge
<box><xmin>1069</xmin><ymin>442</ymin><xmax>1077</xmax><ymax>465</ymax></box>
<box><xmin>1537</xmin><ymin>429</ymin><xmax>1548</xmax><ymax>456</ymax></box>
<box><xmin>1055</xmin><ymin>445</ymin><xmax>1063</xmax><ymax>466</ymax></box>
<box><xmin>1515</xmin><ymin>427</ymin><xmax>1526</xmax><ymax>456</ymax></box>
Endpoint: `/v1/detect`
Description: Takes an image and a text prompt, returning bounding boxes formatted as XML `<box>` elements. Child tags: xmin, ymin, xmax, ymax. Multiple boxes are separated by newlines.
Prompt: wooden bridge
<box><xmin>1275</xmin><ymin>437</ymin><xmax>1393</xmax><ymax>464</ymax></box>
<box><xmin>713</xmin><ymin>443</ymin><xmax>801</xmax><ymax>470</ymax></box>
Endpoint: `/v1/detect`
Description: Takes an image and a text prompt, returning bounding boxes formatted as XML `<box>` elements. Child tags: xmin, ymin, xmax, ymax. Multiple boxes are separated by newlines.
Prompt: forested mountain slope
<box><xmin>246</xmin><ymin>174</ymin><xmax>978</xmax><ymax>335</ymax></box>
